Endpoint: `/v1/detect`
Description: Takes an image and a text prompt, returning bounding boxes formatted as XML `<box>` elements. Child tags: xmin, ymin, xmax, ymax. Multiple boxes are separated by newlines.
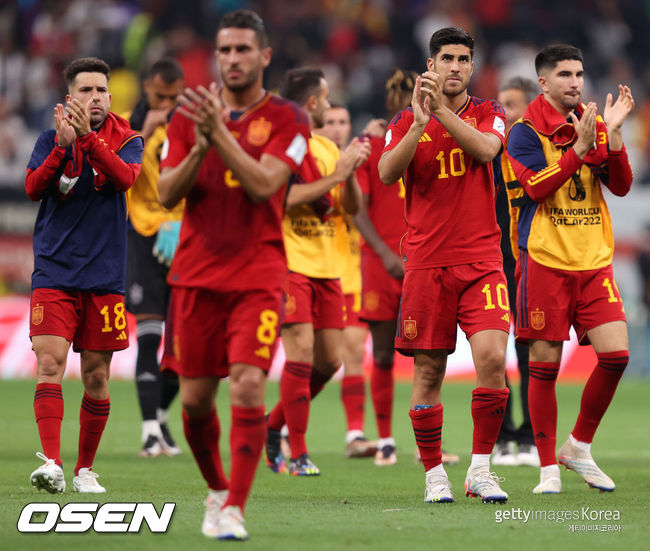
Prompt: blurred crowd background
<box><xmin>0</xmin><ymin>0</ymin><xmax>649</xmax><ymax>372</ymax></box>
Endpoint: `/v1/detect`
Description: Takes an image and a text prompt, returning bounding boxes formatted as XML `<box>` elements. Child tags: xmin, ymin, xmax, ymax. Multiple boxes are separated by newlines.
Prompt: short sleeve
<box><xmin>160</xmin><ymin>111</ymin><xmax>193</xmax><ymax>170</ymax></box>
<box><xmin>262</xmin><ymin>103</ymin><xmax>311</xmax><ymax>172</ymax></box>
<box><xmin>382</xmin><ymin>109</ymin><xmax>414</xmax><ymax>154</ymax></box>
<box><xmin>477</xmin><ymin>100</ymin><xmax>506</xmax><ymax>146</ymax></box>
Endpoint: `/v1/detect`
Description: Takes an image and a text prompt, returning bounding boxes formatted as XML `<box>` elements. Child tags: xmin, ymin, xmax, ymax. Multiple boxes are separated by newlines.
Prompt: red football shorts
<box><xmin>168</xmin><ymin>286</ymin><xmax>283</xmax><ymax>378</ymax></box>
<box><xmin>395</xmin><ymin>262</ymin><xmax>511</xmax><ymax>354</ymax></box>
<box><xmin>30</xmin><ymin>288</ymin><xmax>129</xmax><ymax>352</ymax></box>
<box><xmin>345</xmin><ymin>292</ymin><xmax>367</xmax><ymax>328</ymax></box>
<box><xmin>283</xmin><ymin>272</ymin><xmax>346</xmax><ymax>330</ymax></box>
<box><xmin>516</xmin><ymin>251</ymin><xmax>626</xmax><ymax>344</ymax></box>
<box><xmin>360</xmin><ymin>250</ymin><xmax>403</xmax><ymax>321</ymax></box>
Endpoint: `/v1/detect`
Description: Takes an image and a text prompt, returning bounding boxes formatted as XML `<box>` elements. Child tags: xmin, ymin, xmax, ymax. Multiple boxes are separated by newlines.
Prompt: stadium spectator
<box><xmin>27</xmin><ymin>57</ymin><xmax>143</xmax><ymax>494</ymax></box>
<box><xmin>265</xmin><ymin>67</ymin><xmax>370</xmax><ymax>476</ymax></box>
<box><xmin>379</xmin><ymin>27</ymin><xmax>510</xmax><ymax>504</ymax></box>
<box><xmin>492</xmin><ymin>75</ymin><xmax>540</xmax><ymax>467</ymax></box>
<box><xmin>123</xmin><ymin>58</ymin><xmax>184</xmax><ymax>458</ymax></box>
<box><xmin>504</xmin><ymin>44</ymin><xmax>634</xmax><ymax>494</ymax></box>
<box><xmin>157</xmin><ymin>10</ymin><xmax>310</xmax><ymax>541</ymax></box>
<box><xmin>316</xmin><ymin>104</ymin><xmax>377</xmax><ymax>459</ymax></box>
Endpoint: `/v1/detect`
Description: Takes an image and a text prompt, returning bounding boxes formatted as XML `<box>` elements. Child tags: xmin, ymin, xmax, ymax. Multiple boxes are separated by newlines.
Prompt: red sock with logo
<box><xmin>34</xmin><ymin>383</ymin><xmax>64</xmax><ymax>466</ymax></box>
<box><xmin>471</xmin><ymin>387</ymin><xmax>509</xmax><ymax>454</ymax></box>
<box><xmin>409</xmin><ymin>404</ymin><xmax>443</xmax><ymax>471</ymax></box>
<box><xmin>572</xmin><ymin>351</ymin><xmax>628</xmax><ymax>443</ymax></box>
<box><xmin>341</xmin><ymin>374</ymin><xmax>365</xmax><ymax>432</ymax></box>
<box><xmin>182</xmin><ymin>408</ymin><xmax>228</xmax><ymax>490</ymax></box>
<box><xmin>528</xmin><ymin>361</ymin><xmax>560</xmax><ymax>466</ymax></box>
<box><xmin>281</xmin><ymin>361</ymin><xmax>312</xmax><ymax>459</ymax></box>
<box><xmin>371</xmin><ymin>361</ymin><xmax>394</xmax><ymax>438</ymax></box>
<box><xmin>75</xmin><ymin>393</ymin><xmax>110</xmax><ymax>474</ymax></box>
<box><xmin>225</xmin><ymin>405</ymin><xmax>266</xmax><ymax>511</ymax></box>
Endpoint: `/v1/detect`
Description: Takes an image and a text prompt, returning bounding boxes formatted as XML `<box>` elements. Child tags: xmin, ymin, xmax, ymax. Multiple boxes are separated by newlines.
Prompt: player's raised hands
<box><xmin>604</xmin><ymin>84</ymin><xmax>634</xmax><ymax>131</ymax></box>
<box><xmin>54</xmin><ymin>104</ymin><xmax>76</xmax><ymax>147</ymax></box>
<box><xmin>65</xmin><ymin>98</ymin><xmax>92</xmax><ymax>137</ymax></box>
<box><xmin>362</xmin><ymin>118</ymin><xmax>387</xmax><ymax>138</ymax></box>
<box><xmin>334</xmin><ymin>138</ymin><xmax>364</xmax><ymax>181</ymax></box>
<box><xmin>178</xmin><ymin>82</ymin><xmax>226</xmax><ymax>142</ymax></box>
<box><xmin>570</xmin><ymin>102</ymin><xmax>597</xmax><ymax>158</ymax></box>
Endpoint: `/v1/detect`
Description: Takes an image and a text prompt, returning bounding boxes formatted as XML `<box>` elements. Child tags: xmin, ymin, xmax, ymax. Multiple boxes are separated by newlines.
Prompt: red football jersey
<box><xmin>383</xmin><ymin>97</ymin><xmax>506</xmax><ymax>269</ymax></box>
<box><xmin>161</xmin><ymin>94</ymin><xmax>310</xmax><ymax>291</ymax></box>
<box><xmin>356</xmin><ymin>136</ymin><xmax>407</xmax><ymax>256</ymax></box>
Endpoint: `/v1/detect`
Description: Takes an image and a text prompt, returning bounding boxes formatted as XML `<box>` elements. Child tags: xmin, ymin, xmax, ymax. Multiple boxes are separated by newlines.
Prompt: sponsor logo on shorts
<box><xmin>17</xmin><ymin>502</ymin><xmax>175</xmax><ymax>533</ymax></box>
<box><xmin>403</xmin><ymin>318</ymin><xmax>417</xmax><ymax>340</ymax></box>
<box><xmin>248</xmin><ymin>118</ymin><xmax>272</xmax><ymax>146</ymax></box>
<box><xmin>31</xmin><ymin>304</ymin><xmax>44</xmax><ymax>326</ymax></box>
<box><xmin>531</xmin><ymin>309</ymin><xmax>545</xmax><ymax>330</ymax></box>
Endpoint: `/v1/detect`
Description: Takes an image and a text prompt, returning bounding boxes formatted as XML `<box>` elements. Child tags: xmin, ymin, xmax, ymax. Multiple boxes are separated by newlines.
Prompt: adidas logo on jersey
<box><xmin>501</xmin><ymin>313</ymin><xmax>510</xmax><ymax>323</ymax></box>
<box><xmin>254</xmin><ymin>346</ymin><xmax>270</xmax><ymax>359</ymax></box>
<box><xmin>418</xmin><ymin>133</ymin><xmax>432</xmax><ymax>143</ymax></box>
<box><xmin>116</xmin><ymin>331</ymin><xmax>127</xmax><ymax>341</ymax></box>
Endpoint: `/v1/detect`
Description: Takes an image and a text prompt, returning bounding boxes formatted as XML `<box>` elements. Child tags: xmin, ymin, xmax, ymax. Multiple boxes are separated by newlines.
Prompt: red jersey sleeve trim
<box><xmin>606</xmin><ymin>147</ymin><xmax>633</xmax><ymax>197</ymax></box>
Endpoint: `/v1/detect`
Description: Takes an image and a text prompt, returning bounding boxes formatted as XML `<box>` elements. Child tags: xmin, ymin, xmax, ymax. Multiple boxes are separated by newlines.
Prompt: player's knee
<box><xmin>36</xmin><ymin>353</ymin><xmax>65</xmax><ymax>380</ymax></box>
<box><xmin>373</xmin><ymin>347</ymin><xmax>394</xmax><ymax>367</ymax></box>
<box><xmin>230</xmin><ymin>366</ymin><xmax>265</xmax><ymax>404</ymax></box>
<box><xmin>416</xmin><ymin>362</ymin><xmax>445</xmax><ymax>390</ymax></box>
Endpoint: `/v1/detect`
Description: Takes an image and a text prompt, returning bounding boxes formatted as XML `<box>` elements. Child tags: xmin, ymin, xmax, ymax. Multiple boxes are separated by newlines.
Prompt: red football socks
<box><xmin>471</xmin><ymin>387</ymin><xmax>509</xmax><ymax>454</ymax></box>
<box><xmin>341</xmin><ymin>374</ymin><xmax>366</xmax><ymax>432</ymax></box>
<box><xmin>225</xmin><ymin>405</ymin><xmax>266</xmax><ymax>511</ymax></box>
<box><xmin>309</xmin><ymin>368</ymin><xmax>332</xmax><ymax>401</ymax></box>
<box><xmin>410</xmin><ymin>404</ymin><xmax>443</xmax><ymax>471</ymax></box>
<box><xmin>572</xmin><ymin>351</ymin><xmax>628</xmax><ymax>443</ymax></box>
<box><xmin>528</xmin><ymin>361</ymin><xmax>560</xmax><ymax>466</ymax></box>
<box><xmin>182</xmin><ymin>407</ymin><xmax>228</xmax><ymax>491</ymax></box>
<box><xmin>34</xmin><ymin>383</ymin><xmax>64</xmax><ymax>466</ymax></box>
<box><xmin>75</xmin><ymin>393</ymin><xmax>110</xmax><ymax>474</ymax></box>
<box><xmin>281</xmin><ymin>361</ymin><xmax>312</xmax><ymax>459</ymax></box>
<box><xmin>371</xmin><ymin>361</ymin><xmax>394</xmax><ymax>439</ymax></box>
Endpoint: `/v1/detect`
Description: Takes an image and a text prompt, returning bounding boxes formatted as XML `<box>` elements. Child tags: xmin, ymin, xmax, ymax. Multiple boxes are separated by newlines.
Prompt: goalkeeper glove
<box><xmin>153</xmin><ymin>221</ymin><xmax>181</xmax><ymax>267</ymax></box>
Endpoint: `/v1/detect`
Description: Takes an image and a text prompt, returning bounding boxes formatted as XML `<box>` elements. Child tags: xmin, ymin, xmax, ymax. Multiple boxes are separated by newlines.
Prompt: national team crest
<box><xmin>364</xmin><ymin>291</ymin><xmax>379</xmax><ymax>312</ymax></box>
<box><xmin>403</xmin><ymin>318</ymin><xmax>417</xmax><ymax>340</ymax></box>
<box><xmin>31</xmin><ymin>304</ymin><xmax>43</xmax><ymax>326</ymax></box>
<box><xmin>531</xmin><ymin>309</ymin><xmax>545</xmax><ymax>330</ymax></box>
<box><xmin>248</xmin><ymin>118</ymin><xmax>272</xmax><ymax>146</ymax></box>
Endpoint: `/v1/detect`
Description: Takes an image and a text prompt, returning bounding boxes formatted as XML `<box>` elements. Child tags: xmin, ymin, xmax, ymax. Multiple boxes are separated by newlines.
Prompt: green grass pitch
<box><xmin>1</xmin><ymin>378</ymin><xmax>648</xmax><ymax>550</ymax></box>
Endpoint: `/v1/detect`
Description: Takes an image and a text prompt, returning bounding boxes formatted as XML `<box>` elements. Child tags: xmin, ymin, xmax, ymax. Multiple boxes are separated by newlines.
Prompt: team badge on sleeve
<box><xmin>286</xmin><ymin>134</ymin><xmax>308</xmax><ymax>166</ymax></box>
<box><xmin>384</xmin><ymin>129</ymin><xmax>392</xmax><ymax>147</ymax></box>
<box><xmin>493</xmin><ymin>117</ymin><xmax>506</xmax><ymax>137</ymax></box>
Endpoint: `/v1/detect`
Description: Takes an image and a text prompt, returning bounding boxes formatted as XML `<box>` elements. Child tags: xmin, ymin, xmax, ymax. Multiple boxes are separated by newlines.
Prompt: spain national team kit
<box><xmin>504</xmin><ymin>95</ymin><xmax>632</xmax><ymax>344</ymax></box>
<box><xmin>385</xmin><ymin>97</ymin><xmax>511</xmax><ymax>354</ymax></box>
<box><xmin>27</xmin><ymin>113</ymin><xmax>143</xmax><ymax>350</ymax></box>
<box><xmin>160</xmin><ymin>93</ymin><xmax>310</xmax><ymax>378</ymax></box>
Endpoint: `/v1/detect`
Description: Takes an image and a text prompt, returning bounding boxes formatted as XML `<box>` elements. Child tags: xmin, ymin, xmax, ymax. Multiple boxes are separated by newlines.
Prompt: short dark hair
<box><xmin>499</xmin><ymin>76</ymin><xmax>539</xmax><ymax>103</ymax></box>
<box><xmin>279</xmin><ymin>67</ymin><xmax>324</xmax><ymax>106</ymax></box>
<box><xmin>148</xmin><ymin>58</ymin><xmax>184</xmax><ymax>83</ymax></box>
<box><xmin>63</xmin><ymin>57</ymin><xmax>110</xmax><ymax>87</ymax></box>
<box><xmin>535</xmin><ymin>44</ymin><xmax>583</xmax><ymax>75</ymax></box>
<box><xmin>429</xmin><ymin>27</ymin><xmax>474</xmax><ymax>59</ymax></box>
<box><xmin>217</xmin><ymin>9</ymin><xmax>268</xmax><ymax>49</ymax></box>
<box><xmin>385</xmin><ymin>68</ymin><xmax>418</xmax><ymax>115</ymax></box>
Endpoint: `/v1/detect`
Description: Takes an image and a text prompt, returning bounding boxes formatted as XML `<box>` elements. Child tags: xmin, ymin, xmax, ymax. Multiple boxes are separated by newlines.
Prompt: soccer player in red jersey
<box><xmin>157</xmin><ymin>10</ymin><xmax>310</xmax><ymax>540</ymax></box>
<box><xmin>379</xmin><ymin>27</ymin><xmax>510</xmax><ymax>504</ymax></box>
<box><xmin>26</xmin><ymin>57</ymin><xmax>143</xmax><ymax>495</ymax></box>
<box><xmin>264</xmin><ymin>68</ymin><xmax>369</xmax><ymax>476</ymax></box>
<box><xmin>316</xmin><ymin>104</ymin><xmax>377</xmax><ymax>459</ymax></box>
<box><xmin>504</xmin><ymin>45</ymin><xmax>634</xmax><ymax>494</ymax></box>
